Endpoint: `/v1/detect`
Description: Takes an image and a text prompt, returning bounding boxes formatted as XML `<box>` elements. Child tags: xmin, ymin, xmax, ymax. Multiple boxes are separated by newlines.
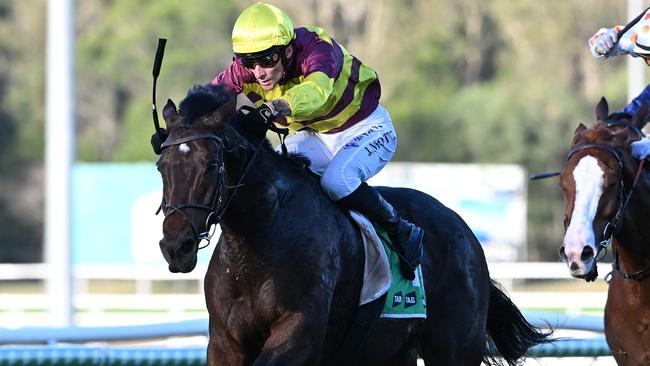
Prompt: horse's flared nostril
<box><xmin>159</xmin><ymin>240</ymin><xmax>172</xmax><ymax>259</ymax></box>
<box><xmin>179</xmin><ymin>239</ymin><xmax>196</xmax><ymax>255</ymax></box>
<box><xmin>581</xmin><ymin>246</ymin><xmax>595</xmax><ymax>262</ymax></box>
<box><xmin>570</xmin><ymin>262</ymin><xmax>579</xmax><ymax>271</ymax></box>
<box><xmin>559</xmin><ymin>246</ymin><xmax>567</xmax><ymax>260</ymax></box>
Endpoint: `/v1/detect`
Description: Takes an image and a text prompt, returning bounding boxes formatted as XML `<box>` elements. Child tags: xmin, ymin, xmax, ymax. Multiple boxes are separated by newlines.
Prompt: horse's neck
<box><xmin>214</xmin><ymin>147</ymin><xmax>346</xmax><ymax>284</ymax></box>
<box><xmin>221</xmin><ymin>151</ymin><xmax>282</xmax><ymax>228</ymax></box>
<box><xmin>220</xmin><ymin>146</ymin><xmax>324</xmax><ymax>235</ymax></box>
<box><xmin>617</xmin><ymin>170</ymin><xmax>650</xmax><ymax>259</ymax></box>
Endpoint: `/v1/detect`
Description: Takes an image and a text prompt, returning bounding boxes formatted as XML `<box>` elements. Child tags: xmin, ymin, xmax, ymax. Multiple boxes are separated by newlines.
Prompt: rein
<box><xmin>611</xmin><ymin>158</ymin><xmax>650</xmax><ymax>281</ymax></box>
<box><xmin>158</xmin><ymin>129</ymin><xmax>266</xmax><ymax>248</ymax></box>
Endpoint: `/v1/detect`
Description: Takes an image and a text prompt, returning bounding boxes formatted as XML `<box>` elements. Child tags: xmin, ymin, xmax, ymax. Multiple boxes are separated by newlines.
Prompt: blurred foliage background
<box><xmin>0</xmin><ymin>0</ymin><xmax>635</xmax><ymax>262</ymax></box>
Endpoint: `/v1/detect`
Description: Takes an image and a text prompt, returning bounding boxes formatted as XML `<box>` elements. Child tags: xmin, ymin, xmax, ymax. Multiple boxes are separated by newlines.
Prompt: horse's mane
<box><xmin>606</xmin><ymin>112</ymin><xmax>632</xmax><ymax>125</ymax></box>
<box><xmin>178</xmin><ymin>83</ymin><xmax>313</xmax><ymax>170</ymax></box>
<box><xmin>178</xmin><ymin>83</ymin><xmax>233</xmax><ymax>126</ymax></box>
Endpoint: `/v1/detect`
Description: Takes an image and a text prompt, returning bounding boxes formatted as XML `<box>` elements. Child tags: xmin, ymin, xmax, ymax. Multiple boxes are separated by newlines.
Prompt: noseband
<box><xmin>158</xmin><ymin>130</ymin><xmax>265</xmax><ymax>248</ymax></box>
<box><xmin>567</xmin><ymin>126</ymin><xmax>647</xmax><ymax>281</ymax></box>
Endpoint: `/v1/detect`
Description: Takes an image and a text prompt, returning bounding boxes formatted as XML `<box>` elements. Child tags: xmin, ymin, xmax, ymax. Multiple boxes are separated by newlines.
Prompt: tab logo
<box><xmin>404</xmin><ymin>291</ymin><xmax>417</xmax><ymax>308</ymax></box>
<box><xmin>392</xmin><ymin>291</ymin><xmax>403</xmax><ymax>307</ymax></box>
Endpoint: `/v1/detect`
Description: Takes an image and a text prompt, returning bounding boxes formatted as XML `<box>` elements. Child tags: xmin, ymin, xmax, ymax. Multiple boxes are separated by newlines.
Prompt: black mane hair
<box><xmin>178</xmin><ymin>83</ymin><xmax>233</xmax><ymax>126</ymax></box>
<box><xmin>607</xmin><ymin>111</ymin><xmax>632</xmax><ymax>124</ymax></box>
<box><xmin>177</xmin><ymin>83</ymin><xmax>312</xmax><ymax>170</ymax></box>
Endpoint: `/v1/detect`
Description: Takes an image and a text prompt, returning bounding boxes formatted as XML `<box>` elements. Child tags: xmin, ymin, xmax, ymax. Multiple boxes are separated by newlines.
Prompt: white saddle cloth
<box><xmin>349</xmin><ymin>211</ymin><xmax>392</xmax><ymax>305</ymax></box>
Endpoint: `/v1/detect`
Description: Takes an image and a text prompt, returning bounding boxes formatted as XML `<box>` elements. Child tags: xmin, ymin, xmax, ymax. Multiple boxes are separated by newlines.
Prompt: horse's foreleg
<box><xmin>207</xmin><ymin>324</ymin><xmax>249</xmax><ymax>366</ymax></box>
<box><xmin>252</xmin><ymin>312</ymin><xmax>325</xmax><ymax>366</ymax></box>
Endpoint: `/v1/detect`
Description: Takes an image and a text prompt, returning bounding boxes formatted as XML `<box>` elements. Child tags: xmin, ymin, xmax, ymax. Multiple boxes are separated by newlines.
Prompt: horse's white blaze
<box><xmin>179</xmin><ymin>143</ymin><xmax>190</xmax><ymax>153</ymax></box>
<box><xmin>563</xmin><ymin>156</ymin><xmax>603</xmax><ymax>264</ymax></box>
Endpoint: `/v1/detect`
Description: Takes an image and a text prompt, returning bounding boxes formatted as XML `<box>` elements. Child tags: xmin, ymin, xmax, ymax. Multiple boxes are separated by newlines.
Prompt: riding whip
<box><xmin>152</xmin><ymin>38</ymin><xmax>167</xmax><ymax>141</ymax></box>
<box><xmin>598</xmin><ymin>6</ymin><xmax>650</xmax><ymax>55</ymax></box>
<box><xmin>616</xmin><ymin>6</ymin><xmax>650</xmax><ymax>40</ymax></box>
<box><xmin>529</xmin><ymin>171</ymin><xmax>560</xmax><ymax>180</ymax></box>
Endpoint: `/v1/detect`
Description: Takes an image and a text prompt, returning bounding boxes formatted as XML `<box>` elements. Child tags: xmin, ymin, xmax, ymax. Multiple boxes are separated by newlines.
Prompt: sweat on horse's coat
<box><xmin>155</xmin><ymin>83</ymin><xmax>550</xmax><ymax>366</ymax></box>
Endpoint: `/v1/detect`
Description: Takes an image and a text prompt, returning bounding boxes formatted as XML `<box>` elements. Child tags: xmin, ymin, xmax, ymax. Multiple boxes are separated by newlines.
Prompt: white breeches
<box><xmin>280</xmin><ymin>105</ymin><xmax>397</xmax><ymax>201</ymax></box>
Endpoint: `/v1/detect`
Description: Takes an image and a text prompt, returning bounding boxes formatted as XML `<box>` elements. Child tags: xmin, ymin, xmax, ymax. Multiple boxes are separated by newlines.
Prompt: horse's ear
<box><xmin>575</xmin><ymin>123</ymin><xmax>587</xmax><ymax>134</ymax></box>
<box><xmin>162</xmin><ymin>99</ymin><xmax>178</xmax><ymax>126</ymax></box>
<box><xmin>596</xmin><ymin>97</ymin><xmax>609</xmax><ymax>122</ymax></box>
<box><xmin>632</xmin><ymin>101</ymin><xmax>649</xmax><ymax>130</ymax></box>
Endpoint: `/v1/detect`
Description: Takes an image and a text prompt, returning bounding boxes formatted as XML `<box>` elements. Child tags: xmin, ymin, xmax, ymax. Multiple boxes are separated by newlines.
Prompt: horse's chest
<box><xmin>216</xmin><ymin>275</ymin><xmax>279</xmax><ymax>325</ymax></box>
<box><xmin>605</xmin><ymin>278</ymin><xmax>650</xmax><ymax>365</ymax></box>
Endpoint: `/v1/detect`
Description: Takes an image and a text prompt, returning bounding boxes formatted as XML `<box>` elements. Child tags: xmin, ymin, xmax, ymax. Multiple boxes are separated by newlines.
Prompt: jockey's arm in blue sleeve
<box><xmin>625</xmin><ymin>86</ymin><xmax>650</xmax><ymax>160</ymax></box>
<box><xmin>622</xmin><ymin>84</ymin><xmax>650</xmax><ymax>119</ymax></box>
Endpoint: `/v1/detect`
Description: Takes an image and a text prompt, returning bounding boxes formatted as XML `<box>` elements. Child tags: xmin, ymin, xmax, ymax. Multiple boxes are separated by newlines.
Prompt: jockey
<box><xmin>588</xmin><ymin>10</ymin><xmax>650</xmax><ymax>159</ymax></box>
<box><xmin>211</xmin><ymin>2</ymin><xmax>423</xmax><ymax>280</ymax></box>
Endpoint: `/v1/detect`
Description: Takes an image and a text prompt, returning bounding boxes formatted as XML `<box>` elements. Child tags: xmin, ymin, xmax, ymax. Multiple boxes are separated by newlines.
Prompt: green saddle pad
<box><xmin>373</xmin><ymin>225</ymin><xmax>427</xmax><ymax>319</ymax></box>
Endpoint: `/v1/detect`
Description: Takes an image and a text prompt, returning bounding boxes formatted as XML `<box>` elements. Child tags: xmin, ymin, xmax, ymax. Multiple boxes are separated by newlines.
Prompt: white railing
<box><xmin>0</xmin><ymin>262</ymin><xmax>608</xmax><ymax>327</ymax></box>
<box><xmin>0</xmin><ymin>261</ymin><xmax>580</xmax><ymax>282</ymax></box>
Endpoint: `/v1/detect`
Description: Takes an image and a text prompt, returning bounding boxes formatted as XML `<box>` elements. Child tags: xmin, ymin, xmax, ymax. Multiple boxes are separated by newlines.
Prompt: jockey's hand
<box><xmin>265</xmin><ymin>99</ymin><xmax>292</xmax><ymax>117</ymax></box>
<box><xmin>632</xmin><ymin>137</ymin><xmax>650</xmax><ymax>160</ymax></box>
<box><xmin>590</xmin><ymin>28</ymin><xmax>618</xmax><ymax>57</ymax></box>
<box><xmin>150</xmin><ymin>128</ymin><xmax>168</xmax><ymax>155</ymax></box>
<box><xmin>230</xmin><ymin>104</ymin><xmax>275</xmax><ymax>140</ymax></box>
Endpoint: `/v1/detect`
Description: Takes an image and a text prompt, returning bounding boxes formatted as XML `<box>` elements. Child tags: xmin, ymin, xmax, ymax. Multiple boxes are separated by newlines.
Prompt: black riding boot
<box><xmin>338</xmin><ymin>183</ymin><xmax>424</xmax><ymax>280</ymax></box>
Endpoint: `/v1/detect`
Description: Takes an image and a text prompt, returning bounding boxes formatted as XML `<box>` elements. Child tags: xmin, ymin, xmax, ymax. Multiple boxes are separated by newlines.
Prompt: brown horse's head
<box><xmin>155</xmin><ymin>84</ymin><xmax>236</xmax><ymax>273</ymax></box>
<box><xmin>559</xmin><ymin>97</ymin><xmax>647</xmax><ymax>280</ymax></box>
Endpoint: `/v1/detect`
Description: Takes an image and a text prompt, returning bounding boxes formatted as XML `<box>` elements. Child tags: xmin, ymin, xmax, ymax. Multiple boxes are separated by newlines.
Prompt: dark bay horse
<box><xmin>155</xmin><ymin>84</ymin><xmax>549</xmax><ymax>366</ymax></box>
<box><xmin>559</xmin><ymin>97</ymin><xmax>650</xmax><ymax>365</ymax></box>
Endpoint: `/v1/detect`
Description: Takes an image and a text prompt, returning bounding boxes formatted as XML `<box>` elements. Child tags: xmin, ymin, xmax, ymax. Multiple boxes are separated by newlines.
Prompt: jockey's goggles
<box><xmin>235</xmin><ymin>46</ymin><xmax>284</xmax><ymax>69</ymax></box>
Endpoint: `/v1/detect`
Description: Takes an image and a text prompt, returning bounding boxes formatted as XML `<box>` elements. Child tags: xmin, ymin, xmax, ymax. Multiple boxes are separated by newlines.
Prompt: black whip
<box><xmin>529</xmin><ymin>171</ymin><xmax>561</xmax><ymax>181</ymax></box>
<box><xmin>152</xmin><ymin>38</ymin><xmax>167</xmax><ymax>141</ymax></box>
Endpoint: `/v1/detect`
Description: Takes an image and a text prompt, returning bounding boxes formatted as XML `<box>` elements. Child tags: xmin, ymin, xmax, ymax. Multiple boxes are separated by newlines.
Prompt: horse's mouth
<box><xmin>159</xmin><ymin>238</ymin><xmax>199</xmax><ymax>273</ymax></box>
<box><xmin>572</xmin><ymin>264</ymin><xmax>598</xmax><ymax>282</ymax></box>
<box><xmin>559</xmin><ymin>245</ymin><xmax>597</xmax><ymax>280</ymax></box>
<box><xmin>168</xmin><ymin>253</ymin><xmax>198</xmax><ymax>273</ymax></box>
<box><xmin>565</xmin><ymin>258</ymin><xmax>597</xmax><ymax>280</ymax></box>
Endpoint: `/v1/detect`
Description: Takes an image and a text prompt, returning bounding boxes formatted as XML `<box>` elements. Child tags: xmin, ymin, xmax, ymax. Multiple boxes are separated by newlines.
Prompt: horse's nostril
<box><xmin>179</xmin><ymin>239</ymin><xmax>196</xmax><ymax>255</ymax></box>
<box><xmin>559</xmin><ymin>247</ymin><xmax>567</xmax><ymax>259</ymax></box>
<box><xmin>581</xmin><ymin>246</ymin><xmax>595</xmax><ymax>262</ymax></box>
<box><xmin>570</xmin><ymin>262</ymin><xmax>579</xmax><ymax>271</ymax></box>
<box><xmin>159</xmin><ymin>240</ymin><xmax>171</xmax><ymax>258</ymax></box>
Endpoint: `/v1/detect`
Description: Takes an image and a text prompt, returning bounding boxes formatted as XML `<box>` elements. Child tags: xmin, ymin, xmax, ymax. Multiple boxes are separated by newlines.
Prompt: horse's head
<box><xmin>155</xmin><ymin>84</ymin><xmax>236</xmax><ymax>273</ymax></box>
<box><xmin>558</xmin><ymin>97</ymin><xmax>647</xmax><ymax>281</ymax></box>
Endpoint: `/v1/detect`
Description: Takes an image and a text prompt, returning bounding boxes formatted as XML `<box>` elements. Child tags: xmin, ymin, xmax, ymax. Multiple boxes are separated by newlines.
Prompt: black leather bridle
<box><xmin>566</xmin><ymin>126</ymin><xmax>647</xmax><ymax>281</ymax></box>
<box><xmin>157</xmin><ymin>129</ymin><xmax>266</xmax><ymax>249</ymax></box>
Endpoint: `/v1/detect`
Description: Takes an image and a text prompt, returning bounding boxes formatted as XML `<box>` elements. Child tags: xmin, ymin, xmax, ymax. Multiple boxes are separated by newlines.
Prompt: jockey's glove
<box><xmin>632</xmin><ymin>136</ymin><xmax>650</xmax><ymax>160</ymax></box>
<box><xmin>150</xmin><ymin>128</ymin><xmax>169</xmax><ymax>155</ymax></box>
<box><xmin>265</xmin><ymin>99</ymin><xmax>291</xmax><ymax>117</ymax></box>
<box><xmin>230</xmin><ymin>104</ymin><xmax>275</xmax><ymax>143</ymax></box>
<box><xmin>589</xmin><ymin>28</ymin><xmax>617</xmax><ymax>58</ymax></box>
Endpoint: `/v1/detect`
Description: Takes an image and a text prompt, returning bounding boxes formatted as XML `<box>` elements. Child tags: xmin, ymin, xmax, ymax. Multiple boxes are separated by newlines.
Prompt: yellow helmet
<box><xmin>232</xmin><ymin>3</ymin><xmax>295</xmax><ymax>55</ymax></box>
